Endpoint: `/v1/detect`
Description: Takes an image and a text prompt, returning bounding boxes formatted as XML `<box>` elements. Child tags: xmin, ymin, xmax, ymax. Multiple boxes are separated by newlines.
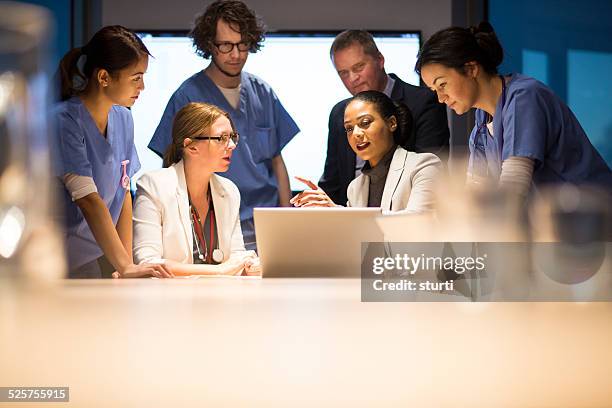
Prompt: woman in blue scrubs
<box><xmin>416</xmin><ymin>22</ymin><xmax>612</xmax><ymax>195</ymax></box>
<box><xmin>54</xmin><ymin>26</ymin><xmax>171</xmax><ymax>278</ymax></box>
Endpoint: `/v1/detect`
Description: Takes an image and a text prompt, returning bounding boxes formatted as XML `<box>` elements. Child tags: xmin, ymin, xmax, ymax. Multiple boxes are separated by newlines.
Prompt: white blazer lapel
<box><xmin>173</xmin><ymin>161</ymin><xmax>193</xmax><ymax>262</ymax></box>
<box><xmin>381</xmin><ymin>146</ymin><xmax>408</xmax><ymax>211</ymax></box>
<box><xmin>209</xmin><ymin>175</ymin><xmax>231</xmax><ymax>260</ymax></box>
<box><xmin>352</xmin><ymin>175</ymin><xmax>369</xmax><ymax>207</ymax></box>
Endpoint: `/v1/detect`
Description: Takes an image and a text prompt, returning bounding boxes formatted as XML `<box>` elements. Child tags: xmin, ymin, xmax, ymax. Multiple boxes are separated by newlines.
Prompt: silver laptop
<box><xmin>254</xmin><ymin>207</ymin><xmax>383</xmax><ymax>277</ymax></box>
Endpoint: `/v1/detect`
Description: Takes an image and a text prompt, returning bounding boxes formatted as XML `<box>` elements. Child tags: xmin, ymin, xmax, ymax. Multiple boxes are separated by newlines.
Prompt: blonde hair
<box><xmin>163</xmin><ymin>102</ymin><xmax>234</xmax><ymax>167</ymax></box>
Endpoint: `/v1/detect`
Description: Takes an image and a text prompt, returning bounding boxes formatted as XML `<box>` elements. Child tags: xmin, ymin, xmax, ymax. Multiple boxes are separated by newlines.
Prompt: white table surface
<box><xmin>1</xmin><ymin>278</ymin><xmax>611</xmax><ymax>407</ymax></box>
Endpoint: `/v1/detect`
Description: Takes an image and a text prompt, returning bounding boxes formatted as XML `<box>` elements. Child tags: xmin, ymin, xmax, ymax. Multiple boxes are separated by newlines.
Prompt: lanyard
<box><xmin>497</xmin><ymin>74</ymin><xmax>507</xmax><ymax>146</ymax></box>
<box><xmin>480</xmin><ymin>75</ymin><xmax>507</xmax><ymax>139</ymax></box>
<box><xmin>190</xmin><ymin>194</ymin><xmax>216</xmax><ymax>263</ymax></box>
<box><xmin>473</xmin><ymin>75</ymin><xmax>508</xmax><ymax>179</ymax></box>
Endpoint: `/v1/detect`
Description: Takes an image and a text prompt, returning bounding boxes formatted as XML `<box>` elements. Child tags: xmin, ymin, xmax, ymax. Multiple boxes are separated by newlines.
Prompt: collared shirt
<box><xmin>382</xmin><ymin>74</ymin><xmax>396</xmax><ymax>97</ymax></box>
<box><xmin>148</xmin><ymin>70</ymin><xmax>300</xmax><ymax>248</ymax></box>
<box><xmin>355</xmin><ymin>74</ymin><xmax>396</xmax><ymax>177</ymax></box>
<box><xmin>52</xmin><ymin>97</ymin><xmax>141</xmax><ymax>270</ymax></box>
<box><xmin>360</xmin><ymin>146</ymin><xmax>396</xmax><ymax>207</ymax></box>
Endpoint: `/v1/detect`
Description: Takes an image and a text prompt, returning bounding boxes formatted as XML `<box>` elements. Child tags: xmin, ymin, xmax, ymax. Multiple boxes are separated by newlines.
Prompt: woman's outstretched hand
<box><xmin>290</xmin><ymin>177</ymin><xmax>337</xmax><ymax>208</ymax></box>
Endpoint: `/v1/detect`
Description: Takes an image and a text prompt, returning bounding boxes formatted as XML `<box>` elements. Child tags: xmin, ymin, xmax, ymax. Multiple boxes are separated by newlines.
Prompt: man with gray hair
<box><xmin>319</xmin><ymin>30</ymin><xmax>449</xmax><ymax>205</ymax></box>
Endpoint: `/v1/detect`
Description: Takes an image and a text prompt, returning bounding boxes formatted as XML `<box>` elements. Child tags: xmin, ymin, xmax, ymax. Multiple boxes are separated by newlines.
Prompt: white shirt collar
<box><xmin>383</xmin><ymin>74</ymin><xmax>395</xmax><ymax>97</ymax></box>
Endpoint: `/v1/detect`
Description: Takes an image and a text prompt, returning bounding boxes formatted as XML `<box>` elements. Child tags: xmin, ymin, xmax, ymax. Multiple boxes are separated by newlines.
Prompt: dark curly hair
<box><xmin>189</xmin><ymin>0</ymin><xmax>266</xmax><ymax>59</ymax></box>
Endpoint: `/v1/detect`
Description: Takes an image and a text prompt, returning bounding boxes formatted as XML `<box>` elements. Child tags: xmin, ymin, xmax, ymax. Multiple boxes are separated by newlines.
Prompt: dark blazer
<box><xmin>318</xmin><ymin>73</ymin><xmax>450</xmax><ymax>205</ymax></box>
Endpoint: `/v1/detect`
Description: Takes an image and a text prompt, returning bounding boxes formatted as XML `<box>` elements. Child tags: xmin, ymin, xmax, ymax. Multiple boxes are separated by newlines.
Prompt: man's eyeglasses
<box><xmin>192</xmin><ymin>132</ymin><xmax>240</xmax><ymax>147</ymax></box>
<box><xmin>213</xmin><ymin>41</ymin><xmax>250</xmax><ymax>54</ymax></box>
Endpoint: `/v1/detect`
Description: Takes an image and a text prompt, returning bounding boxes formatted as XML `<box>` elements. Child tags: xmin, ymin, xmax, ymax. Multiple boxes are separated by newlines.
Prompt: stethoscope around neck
<box><xmin>189</xmin><ymin>191</ymin><xmax>224</xmax><ymax>264</ymax></box>
<box><xmin>477</xmin><ymin>75</ymin><xmax>508</xmax><ymax>138</ymax></box>
<box><xmin>473</xmin><ymin>74</ymin><xmax>508</xmax><ymax>178</ymax></box>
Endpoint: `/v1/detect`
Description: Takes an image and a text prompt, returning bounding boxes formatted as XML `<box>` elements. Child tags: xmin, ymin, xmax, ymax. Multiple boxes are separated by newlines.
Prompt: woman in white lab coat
<box><xmin>133</xmin><ymin>102</ymin><xmax>260</xmax><ymax>276</ymax></box>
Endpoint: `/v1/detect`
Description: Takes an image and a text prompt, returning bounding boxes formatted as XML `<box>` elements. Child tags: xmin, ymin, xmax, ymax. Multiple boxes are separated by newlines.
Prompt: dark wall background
<box><xmin>18</xmin><ymin>0</ymin><xmax>71</xmax><ymax>68</ymax></box>
<box><xmin>490</xmin><ymin>0</ymin><xmax>612</xmax><ymax>165</ymax></box>
<box><xmin>19</xmin><ymin>0</ymin><xmax>102</xmax><ymax>68</ymax></box>
<box><xmin>101</xmin><ymin>0</ymin><xmax>452</xmax><ymax>40</ymax></box>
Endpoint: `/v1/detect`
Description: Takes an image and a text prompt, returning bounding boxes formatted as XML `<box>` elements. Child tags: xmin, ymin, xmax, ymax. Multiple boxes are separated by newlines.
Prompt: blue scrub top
<box><xmin>148</xmin><ymin>70</ymin><xmax>300</xmax><ymax>245</ymax></box>
<box><xmin>468</xmin><ymin>73</ymin><xmax>612</xmax><ymax>189</ymax></box>
<box><xmin>53</xmin><ymin>97</ymin><xmax>141</xmax><ymax>270</ymax></box>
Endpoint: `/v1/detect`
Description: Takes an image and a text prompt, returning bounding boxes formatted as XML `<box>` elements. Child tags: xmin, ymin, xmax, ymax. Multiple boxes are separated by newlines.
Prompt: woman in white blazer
<box><xmin>133</xmin><ymin>102</ymin><xmax>260</xmax><ymax>276</ymax></box>
<box><xmin>291</xmin><ymin>91</ymin><xmax>441</xmax><ymax>213</ymax></box>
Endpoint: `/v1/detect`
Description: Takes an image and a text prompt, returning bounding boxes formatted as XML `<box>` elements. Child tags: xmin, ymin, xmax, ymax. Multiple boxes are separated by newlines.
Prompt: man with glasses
<box><xmin>149</xmin><ymin>0</ymin><xmax>299</xmax><ymax>250</ymax></box>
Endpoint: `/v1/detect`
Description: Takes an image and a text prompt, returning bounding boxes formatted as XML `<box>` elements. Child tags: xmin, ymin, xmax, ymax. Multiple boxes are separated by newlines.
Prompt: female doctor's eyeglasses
<box><xmin>192</xmin><ymin>132</ymin><xmax>240</xmax><ymax>147</ymax></box>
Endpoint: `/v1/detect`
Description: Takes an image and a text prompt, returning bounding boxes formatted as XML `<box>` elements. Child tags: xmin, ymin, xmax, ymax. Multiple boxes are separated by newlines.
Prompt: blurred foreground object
<box><xmin>374</xmin><ymin>156</ymin><xmax>610</xmax><ymax>300</ymax></box>
<box><xmin>0</xmin><ymin>2</ymin><xmax>65</xmax><ymax>283</ymax></box>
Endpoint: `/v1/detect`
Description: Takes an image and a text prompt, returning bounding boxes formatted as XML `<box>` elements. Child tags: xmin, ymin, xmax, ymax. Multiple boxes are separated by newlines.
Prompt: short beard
<box><xmin>212</xmin><ymin>58</ymin><xmax>242</xmax><ymax>78</ymax></box>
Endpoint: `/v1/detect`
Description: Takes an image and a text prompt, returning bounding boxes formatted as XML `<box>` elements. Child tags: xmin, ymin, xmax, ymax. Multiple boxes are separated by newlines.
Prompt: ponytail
<box><xmin>56</xmin><ymin>25</ymin><xmax>151</xmax><ymax>101</ymax></box>
<box><xmin>392</xmin><ymin>101</ymin><xmax>414</xmax><ymax>148</ymax></box>
<box><xmin>348</xmin><ymin>90</ymin><xmax>414</xmax><ymax>149</ymax></box>
<box><xmin>163</xmin><ymin>142</ymin><xmax>183</xmax><ymax>168</ymax></box>
<box><xmin>58</xmin><ymin>47</ymin><xmax>87</xmax><ymax>101</ymax></box>
<box><xmin>469</xmin><ymin>22</ymin><xmax>503</xmax><ymax>73</ymax></box>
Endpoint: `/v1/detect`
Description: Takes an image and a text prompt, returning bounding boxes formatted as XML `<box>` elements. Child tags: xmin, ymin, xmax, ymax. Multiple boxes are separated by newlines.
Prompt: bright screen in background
<box><xmin>132</xmin><ymin>32</ymin><xmax>421</xmax><ymax>190</ymax></box>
